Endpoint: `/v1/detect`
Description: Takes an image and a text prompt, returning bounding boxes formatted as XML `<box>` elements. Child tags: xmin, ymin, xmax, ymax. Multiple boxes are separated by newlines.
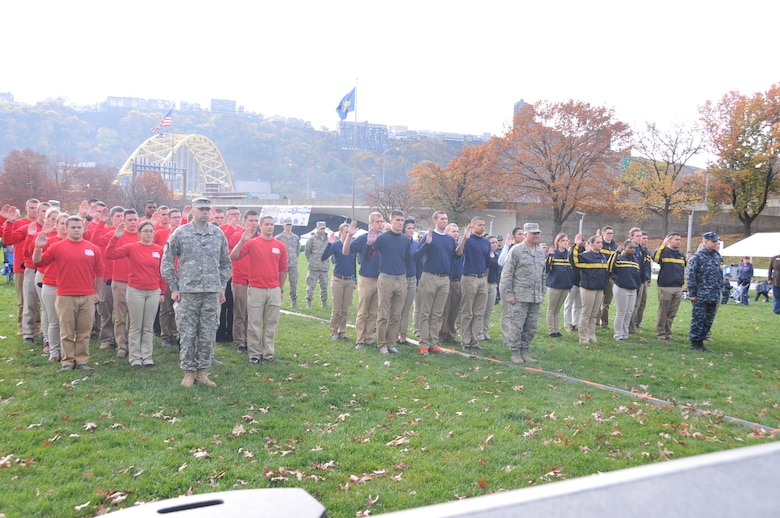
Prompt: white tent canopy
<box><xmin>719</xmin><ymin>232</ymin><xmax>780</xmax><ymax>258</ymax></box>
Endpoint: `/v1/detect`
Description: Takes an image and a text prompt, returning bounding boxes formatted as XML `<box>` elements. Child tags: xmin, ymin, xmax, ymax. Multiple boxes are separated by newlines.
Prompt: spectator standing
<box><xmin>500</xmin><ymin>223</ymin><xmax>546</xmax><ymax>363</ymax></box>
<box><xmin>439</xmin><ymin>223</ymin><xmax>464</xmax><ymax>345</ymax></box>
<box><xmin>161</xmin><ymin>197</ymin><xmax>232</xmax><ymax>388</ymax></box>
<box><xmin>653</xmin><ymin>232</ymin><xmax>686</xmax><ymax>343</ymax></box>
<box><xmin>275</xmin><ymin>217</ymin><xmax>301</xmax><ymax>308</ymax></box>
<box><xmin>687</xmin><ymin>232</ymin><xmax>722</xmax><ymax>352</ymax></box>
<box><xmin>769</xmin><ymin>253</ymin><xmax>780</xmax><ymax>314</ymax></box>
<box><xmin>735</xmin><ymin>256</ymin><xmax>754</xmax><ymax>305</ymax></box>
<box><xmin>305</xmin><ymin>221</ymin><xmax>330</xmax><ymax>309</ymax></box>
<box><xmin>230</xmin><ymin>215</ymin><xmax>287</xmax><ymax>364</ymax></box>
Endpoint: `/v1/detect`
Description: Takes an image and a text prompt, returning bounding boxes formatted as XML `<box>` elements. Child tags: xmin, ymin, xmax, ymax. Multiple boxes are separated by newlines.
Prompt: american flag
<box><xmin>151</xmin><ymin>109</ymin><xmax>173</xmax><ymax>132</ymax></box>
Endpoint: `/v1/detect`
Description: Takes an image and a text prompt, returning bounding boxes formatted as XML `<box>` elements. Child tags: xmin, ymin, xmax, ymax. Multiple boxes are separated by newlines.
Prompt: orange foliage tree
<box><xmin>364</xmin><ymin>181</ymin><xmax>423</xmax><ymax>223</ymax></box>
<box><xmin>124</xmin><ymin>171</ymin><xmax>173</xmax><ymax>212</ymax></box>
<box><xmin>618</xmin><ymin>122</ymin><xmax>706</xmax><ymax>237</ymax></box>
<box><xmin>408</xmin><ymin>145</ymin><xmax>495</xmax><ymax>226</ymax></box>
<box><xmin>0</xmin><ymin>149</ymin><xmax>57</xmax><ymax>208</ymax></box>
<box><xmin>700</xmin><ymin>84</ymin><xmax>780</xmax><ymax>236</ymax></box>
<box><xmin>489</xmin><ymin>100</ymin><xmax>631</xmax><ymax>235</ymax></box>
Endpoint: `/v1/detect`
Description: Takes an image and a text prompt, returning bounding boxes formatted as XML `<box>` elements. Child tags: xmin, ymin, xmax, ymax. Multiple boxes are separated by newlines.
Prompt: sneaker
<box><xmin>419</xmin><ymin>348</ymin><xmax>429</xmax><ymax>355</ymax></box>
<box><xmin>338</xmin><ymin>336</ymin><xmax>350</xmax><ymax>341</ymax></box>
<box><xmin>143</xmin><ymin>362</ymin><xmax>155</xmax><ymax>367</ymax></box>
<box><xmin>23</xmin><ymin>337</ymin><xmax>34</xmax><ymax>343</ymax></box>
<box><xmin>43</xmin><ymin>341</ymin><xmax>50</xmax><ymax>354</ymax></box>
<box><xmin>249</xmin><ymin>357</ymin><xmax>260</xmax><ymax>364</ymax></box>
<box><xmin>471</xmin><ymin>343</ymin><xmax>484</xmax><ymax>350</ymax></box>
<box><xmin>355</xmin><ymin>342</ymin><xmax>367</xmax><ymax>350</ymax></box>
<box><xmin>429</xmin><ymin>345</ymin><xmax>444</xmax><ymax>354</ymax></box>
<box><xmin>388</xmin><ymin>346</ymin><xmax>400</xmax><ymax>354</ymax></box>
<box><xmin>379</xmin><ymin>347</ymin><xmax>390</xmax><ymax>355</ymax></box>
<box><xmin>48</xmin><ymin>354</ymin><xmax>61</xmax><ymax>362</ymax></box>
<box><xmin>331</xmin><ymin>334</ymin><xmax>340</xmax><ymax>341</ymax></box>
<box><xmin>236</xmin><ymin>345</ymin><xmax>247</xmax><ymax>353</ymax></box>
<box><xmin>76</xmin><ymin>364</ymin><xmax>94</xmax><ymax>371</ymax></box>
<box><xmin>117</xmin><ymin>350</ymin><xmax>128</xmax><ymax>358</ymax></box>
<box><xmin>59</xmin><ymin>364</ymin><xmax>75</xmax><ymax>371</ymax></box>
<box><xmin>483</xmin><ymin>334</ymin><xmax>491</xmax><ymax>341</ymax></box>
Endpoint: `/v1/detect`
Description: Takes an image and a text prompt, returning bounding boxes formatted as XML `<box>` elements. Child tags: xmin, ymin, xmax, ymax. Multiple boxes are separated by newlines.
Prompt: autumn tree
<box><xmin>618</xmin><ymin>122</ymin><xmax>706</xmax><ymax>236</ymax></box>
<box><xmin>408</xmin><ymin>145</ymin><xmax>495</xmax><ymax>226</ymax></box>
<box><xmin>0</xmin><ymin>149</ymin><xmax>56</xmax><ymax>207</ymax></box>
<box><xmin>364</xmin><ymin>180</ymin><xmax>423</xmax><ymax>223</ymax></box>
<box><xmin>70</xmin><ymin>164</ymin><xmax>125</xmax><ymax>210</ymax></box>
<box><xmin>124</xmin><ymin>171</ymin><xmax>173</xmax><ymax>212</ymax></box>
<box><xmin>700</xmin><ymin>85</ymin><xmax>780</xmax><ymax>236</ymax></box>
<box><xmin>489</xmin><ymin>100</ymin><xmax>632</xmax><ymax>235</ymax></box>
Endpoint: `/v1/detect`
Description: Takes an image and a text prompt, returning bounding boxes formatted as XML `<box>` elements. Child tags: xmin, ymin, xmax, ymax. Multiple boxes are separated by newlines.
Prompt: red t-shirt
<box><xmin>35</xmin><ymin>239</ymin><xmax>104</xmax><ymax>296</ymax></box>
<box><xmin>107</xmin><ymin>231</ymin><xmax>139</xmax><ymax>283</ymax></box>
<box><xmin>105</xmin><ymin>237</ymin><xmax>165</xmax><ymax>292</ymax></box>
<box><xmin>235</xmin><ymin>237</ymin><xmax>288</xmax><ymax>288</ymax></box>
<box><xmin>153</xmin><ymin>226</ymin><xmax>172</xmax><ymax>247</ymax></box>
<box><xmin>27</xmin><ymin>230</ymin><xmax>58</xmax><ymax>277</ymax></box>
<box><xmin>227</xmin><ymin>228</ymin><xmax>250</xmax><ymax>284</ymax></box>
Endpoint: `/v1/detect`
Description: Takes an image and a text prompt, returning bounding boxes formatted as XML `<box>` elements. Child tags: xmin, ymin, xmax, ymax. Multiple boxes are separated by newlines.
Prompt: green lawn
<box><xmin>1</xmin><ymin>274</ymin><xmax>778</xmax><ymax>517</ymax></box>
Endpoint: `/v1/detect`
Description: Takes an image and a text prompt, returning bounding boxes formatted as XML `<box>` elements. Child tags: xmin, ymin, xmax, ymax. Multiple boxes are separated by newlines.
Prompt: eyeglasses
<box><xmin>140</xmin><ymin>229</ymin><xmax>155</xmax><ymax>233</ymax></box>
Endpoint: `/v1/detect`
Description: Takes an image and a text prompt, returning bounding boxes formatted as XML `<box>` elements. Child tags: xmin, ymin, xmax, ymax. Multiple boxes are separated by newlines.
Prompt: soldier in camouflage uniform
<box><xmin>275</xmin><ymin>217</ymin><xmax>301</xmax><ymax>308</ymax></box>
<box><xmin>304</xmin><ymin>221</ymin><xmax>330</xmax><ymax>309</ymax></box>
<box><xmin>500</xmin><ymin>223</ymin><xmax>546</xmax><ymax>364</ymax></box>
<box><xmin>686</xmin><ymin>231</ymin><xmax>722</xmax><ymax>352</ymax></box>
<box><xmin>161</xmin><ymin>197</ymin><xmax>232</xmax><ymax>387</ymax></box>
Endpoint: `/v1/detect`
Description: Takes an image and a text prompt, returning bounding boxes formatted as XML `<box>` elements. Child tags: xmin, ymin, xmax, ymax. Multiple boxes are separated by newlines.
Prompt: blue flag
<box><xmin>336</xmin><ymin>88</ymin><xmax>356</xmax><ymax>120</ymax></box>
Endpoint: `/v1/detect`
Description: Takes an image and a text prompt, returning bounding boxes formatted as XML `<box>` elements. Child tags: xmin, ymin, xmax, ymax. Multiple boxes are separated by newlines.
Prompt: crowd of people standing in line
<box><xmin>4</xmin><ymin>196</ymin><xmax>775</xmax><ymax>388</ymax></box>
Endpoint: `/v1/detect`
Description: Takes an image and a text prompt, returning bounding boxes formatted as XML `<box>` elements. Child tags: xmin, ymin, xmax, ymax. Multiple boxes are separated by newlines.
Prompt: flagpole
<box><xmin>351</xmin><ymin>79</ymin><xmax>358</xmax><ymax>220</ymax></box>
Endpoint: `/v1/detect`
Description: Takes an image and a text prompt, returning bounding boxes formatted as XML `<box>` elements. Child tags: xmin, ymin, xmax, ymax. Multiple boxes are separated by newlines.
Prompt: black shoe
<box><xmin>236</xmin><ymin>345</ymin><xmax>247</xmax><ymax>353</ymax></box>
<box><xmin>249</xmin><ymin>357</ymin><xmax>260</xmax><ymax>364</ymax></box>
<box><xmin>76</xmin><ymin>364</ymin><xmax>94</xmax><ymax>371</ymax></box>
<box><xmin>59</xmin><ymin>364</ymin><xmax>75</xmax><ymax>371</ymax></box>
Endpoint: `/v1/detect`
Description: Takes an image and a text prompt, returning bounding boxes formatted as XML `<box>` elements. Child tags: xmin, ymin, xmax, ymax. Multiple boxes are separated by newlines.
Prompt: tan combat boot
<box><xmin>181</xmin><ymin>370</ymin><xmax>196</xmax><ymax>388</ymax></box>
<box><xmin>520</xmin><ymin>349</ymin><xmax>538</xmax><ymax>363</ymax></box>
<box><xmin>195</xmin><ymin>369</ymin><xmax>216</xmax><ymax>387</ymax></box>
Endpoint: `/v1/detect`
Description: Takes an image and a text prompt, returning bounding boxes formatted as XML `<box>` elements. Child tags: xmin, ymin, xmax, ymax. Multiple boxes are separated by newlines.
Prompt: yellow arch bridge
<box><xmin>116</xmin><ymin>133</ymin><xmax>234</xmax><ymax>196</ymax></box>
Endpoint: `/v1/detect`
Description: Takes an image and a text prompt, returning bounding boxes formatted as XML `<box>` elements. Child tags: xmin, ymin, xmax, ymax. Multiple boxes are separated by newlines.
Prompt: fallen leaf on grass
<box><xmin>74</xmin><ymin>501</ymin><xmax>90</xmax><ymax>510</ymax></box>
<box><xmin>192</xmin><ymin>448</ymin><xmax>210</xmax><ymax>459</ymax></box>
<box><xmin>178</xmin><ymin>463</ymin><xmax>188</xmax><ymax>472</ymax></box>
<box><xmin>386</xmin><ymin>436</ymin><xmax>409</xmax><ymax>446</ymax></box>
<box><xmin>232</xmin><ymin>424</ymin><xmax>246</xmax><ymax>437</ymax></box>
<box><xmin>84</xmin><ymin>422</ymin><xmax>98</xmax><ymax>432</ymax></box>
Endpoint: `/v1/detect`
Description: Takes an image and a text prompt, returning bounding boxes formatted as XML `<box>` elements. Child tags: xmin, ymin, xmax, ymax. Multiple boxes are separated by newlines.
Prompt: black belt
<box><xmin>333</xmin><ymin>274</ymin><xmax>353</xmax><ymax>280</ymax></box>
<box><xmin>464</xmin><ymin>273</ymin><xmax>485</xmax><ymax>278</ymax></box>
<box><xmin>451</xmin><ymin>277</ymin><xmax>461</xmax><ymax>282</ymax></box>
<box><xmin>426</xmin><ymin>272</ymin><xmax>449</xmax><ymax>277</ymax></box>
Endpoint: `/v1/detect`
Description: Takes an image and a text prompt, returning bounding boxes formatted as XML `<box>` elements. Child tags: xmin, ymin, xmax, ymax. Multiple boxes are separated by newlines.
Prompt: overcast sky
<box><xmin>4</xmin><ymin>1</ymin><xmax>778</xmax><ymax>166</ymax></box>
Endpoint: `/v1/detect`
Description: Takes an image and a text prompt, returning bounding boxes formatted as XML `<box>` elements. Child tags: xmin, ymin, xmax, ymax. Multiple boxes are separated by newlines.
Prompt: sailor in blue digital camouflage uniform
<box><xmin>686</xmin><ymin>231</ymin><xmax>722</xmax><ymax>352</ymax></box>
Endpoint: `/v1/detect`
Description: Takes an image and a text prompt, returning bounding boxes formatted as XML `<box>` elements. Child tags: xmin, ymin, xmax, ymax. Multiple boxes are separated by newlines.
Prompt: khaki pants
<box><xmin>56</xmin><ymin>295</ymin><xmax>95</xmax><ymax>367</ymax></box>
<box><xmin>612</xmin><ymin>285</ymin><xmax>637</xmax><ymax>340</ymax></box>
<box><xmin>15</xmin><ymin>273</ymin><xmax>24</xmax><ymax>333</ymax></box>
<box><xmin>398</xmin><ymin>277</ymin><xmax>416</xmax><ymax>339</ymax></box>
<box><xmin>126</xmin><ymin>287</ymin><xmax>160</xmax><ymax>365</ymax></box>
<box><xmin>376</xmin><ymin>274</ymin><xmax>407</xmax><ymax>349</ymax></box>
<box><xmin>460</xmin><ymin>275</ymin><xmax>487</xmax><ymax>347</ymax></box>
<box><xmin>41</xmin><ymin>284</ymin><xmax>60</xmax><ymax>358</ymax></box>
<box><xmin>482</xmin><ymin>283</ymin><xmax>498</xmax><ymax>337</ymax></box>
<box><xmin>247</xmin><ymin>286</ymin><xmax>281</xmax><ymax>361</ymax></box>
<box><xmin>355</xmin><ymin>275</ymin><xmax>378</xmax><ymax>345</ymax></box>
<box><xmin>440</xmin><ymin>280</ymin><xmax>462</xmax><ymax>342</ymax></box>
<box><xmin>34</xmin><ymin>270</ymin><xmax>47</xmax><ymax>342</ymax></box>
<box><xmin>579</xmin><ymin>288</ymin><xmax>604</xmax><ymax>343</ymax></box>
<box><xmin>232</xmin><ymin>283</ymin><xmax>248</xmax><ymax>347</ymax></box>
<box><xmin>330</xmin><ymin>276</ymin><xmax>355</xmax><ymax>337</ymax></box>
<box><xmin>598</xmin><ymin>279</ymin><xmax>614</xmax><ymax>326</ymax></box>
<box><xmin>656</xmin><ymin>286</ymin><xmax>682</xmax><ymax>340</ymax></box>
<box><xmin>112</xmin><ymin>281</ymin><xmax>129</xmax><ymax>354</ymax></box>
<box><xmin>22</xmin><ymin>268</ymin><xmax>39</xmax><ymax>338</ymax></box>
<box><xmin>546</xmin><ymin>287</ymin><xmax>569</xmax><ymax>334</ymax></box>
<box><xmin>630</xmin><ymin>280</ymin><xmax>648</xmax><ymax>332</ymax></box>
<box><xmin>417</xmin><ymin>272</ymin><xmax>450</xmax><ymax>348</ymax></box>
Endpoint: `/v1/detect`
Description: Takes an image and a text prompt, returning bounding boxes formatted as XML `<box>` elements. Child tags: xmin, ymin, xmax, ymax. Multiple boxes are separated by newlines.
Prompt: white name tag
<box><xmin>85</xmin><ymin>249</ymin><xmax>95</xmax><ymax>257</ymax></box>
<box><xmin>152</xmin><ymin>252</ymin><xmax>161</xmax><ymax>258</ymax></box>
<box><xmin>272</xmin><ymin>247</ymin><xmax>280</xmax><ymax>254</ymax></box>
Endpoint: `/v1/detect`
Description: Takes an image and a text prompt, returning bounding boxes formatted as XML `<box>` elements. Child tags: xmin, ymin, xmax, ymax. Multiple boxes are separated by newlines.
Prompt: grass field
<box><xmin>1</xmin><ymin>271</ymin><xmax>778</xmax><ymax>517</ymax></box>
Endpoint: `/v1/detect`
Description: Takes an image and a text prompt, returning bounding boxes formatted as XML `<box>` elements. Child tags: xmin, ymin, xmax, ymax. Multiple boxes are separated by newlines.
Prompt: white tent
<box><xmin>719</xmin><ymin>232</ymin><xmax>780</xmax><ymax>258</ymax></box>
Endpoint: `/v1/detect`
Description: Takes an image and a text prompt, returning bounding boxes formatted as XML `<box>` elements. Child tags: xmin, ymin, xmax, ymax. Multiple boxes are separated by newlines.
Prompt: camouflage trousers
<box><xmin>176</xmin><ymin>292</ymin><xmax>220</xmax><ymax>371</ymax></box>
<box><xmin>689</xmin><ymin>300</ymin><xmax>718</xmax><ymax>343</ymax></box>
<box><xmin>501</xmin><ymin>301</ymin><xmax>541</xmax><ymax>352</ymax></box>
